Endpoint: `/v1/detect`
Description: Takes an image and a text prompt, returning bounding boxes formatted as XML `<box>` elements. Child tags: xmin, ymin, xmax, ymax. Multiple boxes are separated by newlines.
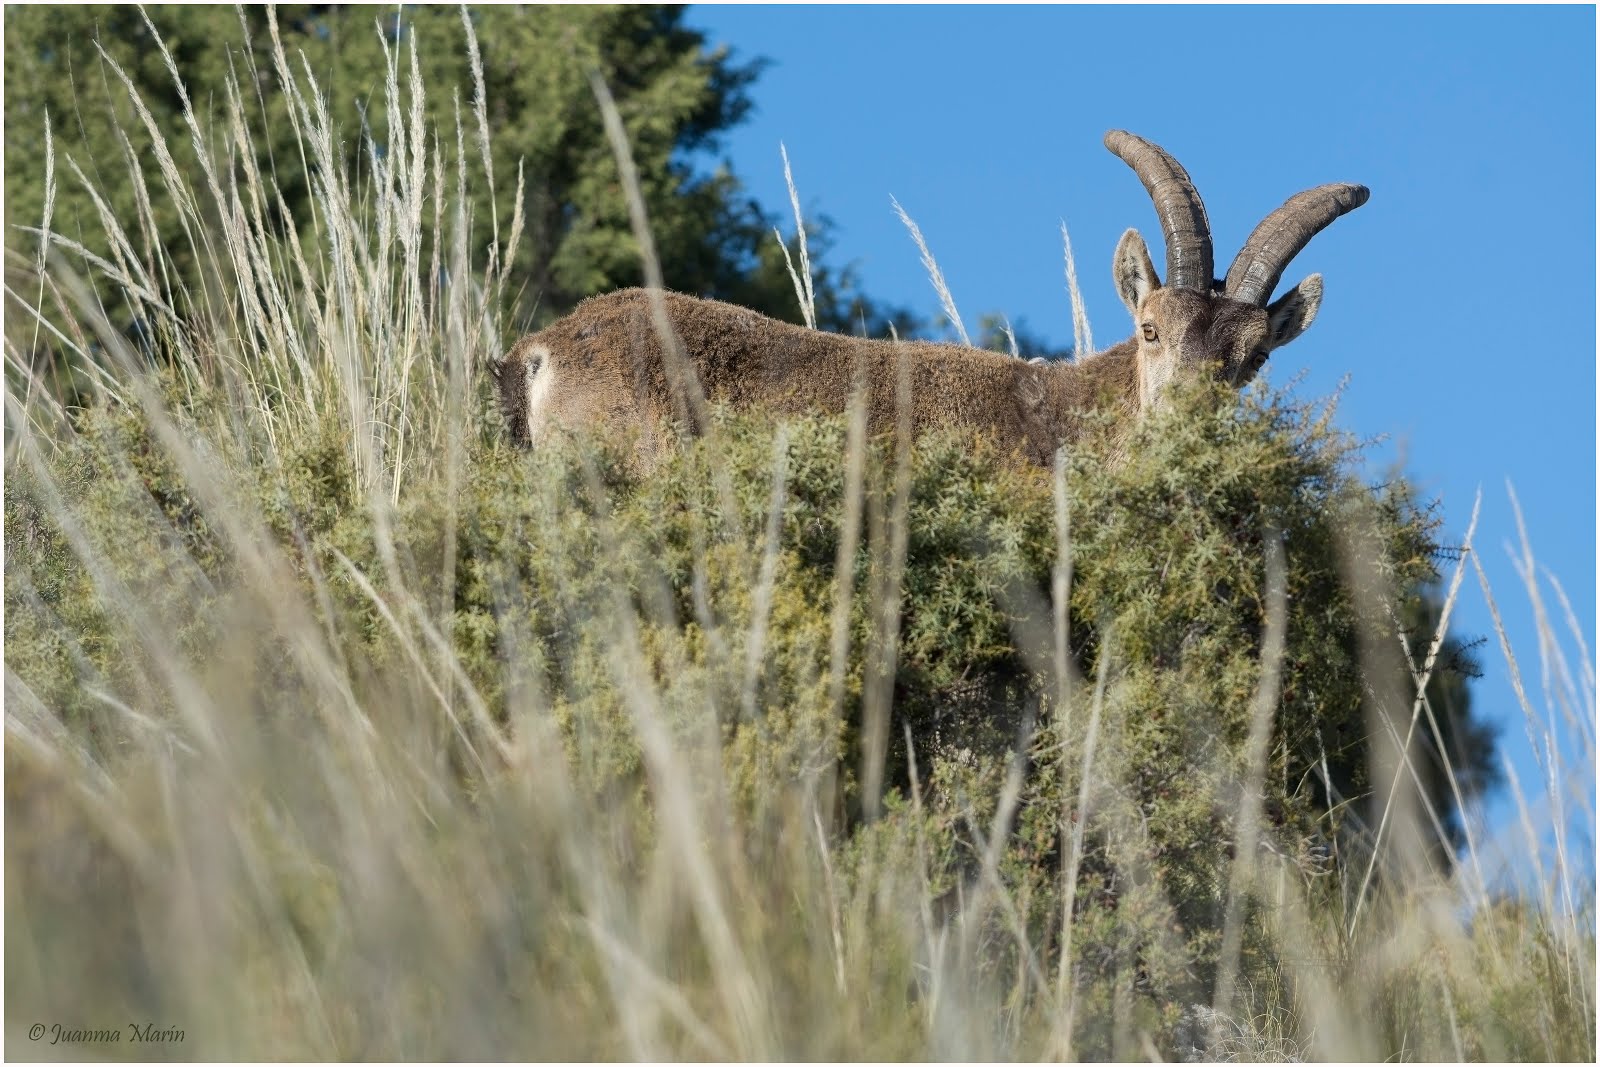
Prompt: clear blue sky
<box><xmin>688</xmin><ymin>5</ymin><xmax>1595</xmax><ymax>874</ymax></box>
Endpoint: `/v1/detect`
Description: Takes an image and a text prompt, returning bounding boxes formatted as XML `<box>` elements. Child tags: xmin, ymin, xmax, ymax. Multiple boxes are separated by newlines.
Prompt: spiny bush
<box><xmin>12</xmin><ymin>365</ymin><xmax>1552</xmax><ymax>1058</ymax></box>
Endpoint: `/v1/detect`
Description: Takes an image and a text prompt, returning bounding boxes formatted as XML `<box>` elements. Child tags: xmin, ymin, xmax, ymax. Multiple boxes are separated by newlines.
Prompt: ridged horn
<box><xmin>1224</xmin><ymin>184</ymin><xmax>1370</xmax><ymax>306</ymax></box>
<box><xmin>1104</xmin><ymin>130</ymin><xmax>1213</xmax><ymax>293</ymax></box>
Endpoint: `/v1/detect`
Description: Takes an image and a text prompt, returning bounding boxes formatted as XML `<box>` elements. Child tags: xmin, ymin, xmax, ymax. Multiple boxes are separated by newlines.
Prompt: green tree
<box><xmin>3</xmin><ymin>5</ymin><xmax>902</xmax><ymax>357</ymax></box>
<box><xmin>974</xmin><ymin>312</ymin><xmax>1076</xmax><ymax>361</ymax></box>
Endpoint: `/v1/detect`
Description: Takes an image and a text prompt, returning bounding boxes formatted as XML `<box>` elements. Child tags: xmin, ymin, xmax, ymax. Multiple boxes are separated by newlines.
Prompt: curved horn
<box><xmin>1224</xmin><ymin>184</ymin><xmax>1370</xmax><ymax>306</ymax></box>
<box><xmin>1104</xmin><ymin>130</ymin><xmax>1213</xmax><ymax>293</ymax></box>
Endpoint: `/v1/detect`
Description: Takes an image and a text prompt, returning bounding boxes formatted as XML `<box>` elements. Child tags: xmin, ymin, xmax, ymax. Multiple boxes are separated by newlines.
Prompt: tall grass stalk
<box><xmin>1060</xmin><ymin>218</ymin><xmax>1094</xmax><ymax>359</ymax></box>
<box><xmin>1050</xmin><ymin>629</ymin><xmax>1112</xmax><ymax>1060</ymax></box>
<box><xmin>777</xmin><ymin>142</ymin><xmax>817</xmax><ymax>330</ymax></box>
<box><xmin>1214</xmin><ymin>532</ymin><xmax>1289</xmax><ymax>1021</ymax></box>
<box><xmin>891</xmin><ymin>195</ymin><xmax>968</xmax><ymax>346</ymax></box>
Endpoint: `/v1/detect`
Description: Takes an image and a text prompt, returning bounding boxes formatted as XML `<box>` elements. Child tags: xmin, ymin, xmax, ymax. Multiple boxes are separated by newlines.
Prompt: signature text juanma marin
<box><xmin>27</xmin><ymin>1023</ymin><xmax>185</xmax><ymax>1046</ymax></box>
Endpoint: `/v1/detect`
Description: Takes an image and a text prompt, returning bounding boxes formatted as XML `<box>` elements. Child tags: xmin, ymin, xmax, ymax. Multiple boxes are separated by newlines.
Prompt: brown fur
<box><xmin>495</xmin><ymin>132</ymin><xmax>1365</xmax><ymax>465</ymax></box>
<box><xmin>494</xmin><ymin>288</ymin><xmax>1141</xmax><ymax>466</ymax></box>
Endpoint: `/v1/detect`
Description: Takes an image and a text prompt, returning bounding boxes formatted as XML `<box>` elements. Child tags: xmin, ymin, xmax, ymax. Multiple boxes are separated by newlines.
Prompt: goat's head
<box><xmin>1105</xmin><ymin>131</ymin><xmax>1368</xmax><ymax>413</ymax></box>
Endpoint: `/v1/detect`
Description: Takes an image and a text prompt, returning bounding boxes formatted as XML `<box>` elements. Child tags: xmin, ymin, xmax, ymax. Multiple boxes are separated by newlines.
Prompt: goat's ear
<box><xmin>1113</xmin><ymin>228</ymin><xmax>1158</xmax><ymax>317</ymax></box>
<box><xmin>1265</xmin><ymin>274</ymin><xmax>1323</xmax><ymax>351</ymax></box>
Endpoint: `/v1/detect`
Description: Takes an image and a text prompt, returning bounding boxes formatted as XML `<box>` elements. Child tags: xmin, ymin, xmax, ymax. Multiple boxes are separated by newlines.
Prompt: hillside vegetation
<box><xmin>5</xmin><ymin>11</ymin><xmax>1592</xmax><ymax>1060</ymax></box>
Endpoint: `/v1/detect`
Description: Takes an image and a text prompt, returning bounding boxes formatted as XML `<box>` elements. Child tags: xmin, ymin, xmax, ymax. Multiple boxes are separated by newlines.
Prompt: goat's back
<box><xmin>498</xmin><ymin>289</ymin><xmax>1135</xmax><ymax>464</ymax></box>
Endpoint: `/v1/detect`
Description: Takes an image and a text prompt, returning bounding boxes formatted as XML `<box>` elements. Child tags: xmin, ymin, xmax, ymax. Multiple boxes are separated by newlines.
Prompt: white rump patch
<box><xmin>524</xmin><ymin>343</ymin><xmax>555</xmax><ymax>440</ymax></box>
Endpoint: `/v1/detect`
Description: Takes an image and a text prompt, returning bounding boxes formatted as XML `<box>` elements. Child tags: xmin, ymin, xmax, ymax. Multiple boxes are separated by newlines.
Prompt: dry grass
<box><xmin>891</xmin><ymin>195</ymin><xmax>969</xmax><ymax>346</ymax></box>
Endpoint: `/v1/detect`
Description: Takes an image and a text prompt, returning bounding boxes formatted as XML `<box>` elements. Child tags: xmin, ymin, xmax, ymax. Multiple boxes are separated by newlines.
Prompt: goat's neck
<box><xmin>1037</xmin><ymin>337</ymin><xmax>1140</xmax><ymax>448</ymax></box>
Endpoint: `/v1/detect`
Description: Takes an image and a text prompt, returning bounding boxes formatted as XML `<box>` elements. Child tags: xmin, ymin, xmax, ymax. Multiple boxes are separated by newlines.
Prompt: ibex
<box><xmin>492</xmin><ymin>131</ymin><xmax>1368</xmax><ymax>466</ymax></box>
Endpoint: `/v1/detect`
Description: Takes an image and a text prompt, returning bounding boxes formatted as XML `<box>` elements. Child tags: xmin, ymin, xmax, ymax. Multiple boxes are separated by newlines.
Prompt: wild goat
<box><xmin>492</xmin><ymin>131</ymin><xmax>1368</xmax><ymax>466</ymax></box>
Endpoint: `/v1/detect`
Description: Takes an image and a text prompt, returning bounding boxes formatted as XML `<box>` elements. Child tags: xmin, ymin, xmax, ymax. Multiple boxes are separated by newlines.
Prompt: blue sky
<box><xmin>688</xmin><ymin>5</ymin><xmax>1595</xmax><ymax>875</ymax></box>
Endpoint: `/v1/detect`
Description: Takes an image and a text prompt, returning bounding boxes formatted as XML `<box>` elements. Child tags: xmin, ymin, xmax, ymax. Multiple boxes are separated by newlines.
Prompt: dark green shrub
<box><xmin>6</xmin><ymin>376</ymin><xmax>1501</xmax><ymax>1055</ymax></box>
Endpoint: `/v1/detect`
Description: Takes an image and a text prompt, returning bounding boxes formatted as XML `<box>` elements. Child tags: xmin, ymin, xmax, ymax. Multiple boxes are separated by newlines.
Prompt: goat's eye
<box><xmin>1141</xmin><ymin>323</ymin><xmax>1159</xmax><ymax>343</ymax></box>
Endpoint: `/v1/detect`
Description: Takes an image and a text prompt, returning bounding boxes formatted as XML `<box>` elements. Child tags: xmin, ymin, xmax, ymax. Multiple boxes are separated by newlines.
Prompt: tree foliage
<box><xmin>3</xmin><ymin>4</ymin><xmax>903</xmax><ymax>351</ymax></box>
